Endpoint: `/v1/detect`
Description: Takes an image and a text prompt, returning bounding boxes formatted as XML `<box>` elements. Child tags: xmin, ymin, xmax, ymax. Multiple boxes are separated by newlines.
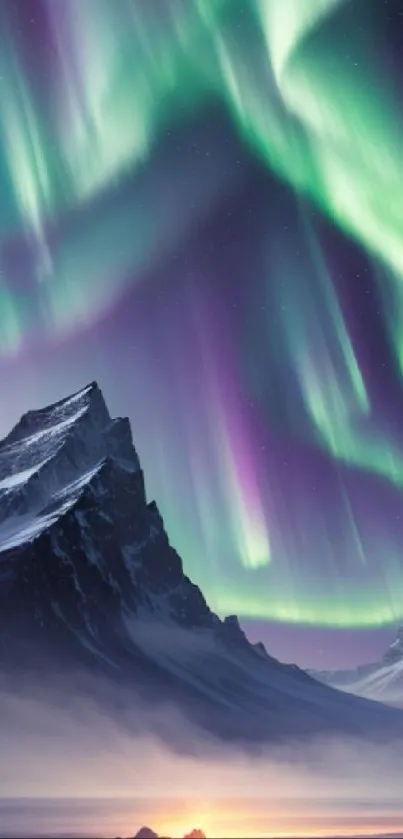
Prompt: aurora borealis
<box><xmin>2</xmin><ymin>0</ymin><xmax>403</xmax><ymax>667</ymax></box>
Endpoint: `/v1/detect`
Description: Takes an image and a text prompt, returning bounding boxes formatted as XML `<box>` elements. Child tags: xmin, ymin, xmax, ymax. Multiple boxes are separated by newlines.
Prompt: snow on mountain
<box><xmin>310</xmin><ymin>623</ymin><xmax>403</xmax><ymax>708</ymax></box>
<box><xmin>383</xmin><ymin>624</ymin><xmax>403</xmax><ymax>666</ymax></box>
<box><xmin>1</xmin><ymin>383</ymin><xmax>403</xmax><ymax>743</ymax></box>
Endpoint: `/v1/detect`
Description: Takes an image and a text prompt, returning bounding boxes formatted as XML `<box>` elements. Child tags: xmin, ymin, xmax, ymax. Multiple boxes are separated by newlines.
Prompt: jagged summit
<box><xmin>1</xmin><ymin>384</ymin><xmax>403</xmax><ymax>743</ymax></box>
<box><xmin>0</xmin><ymin>383</ymin><xmax>218</xmax><ymax>669</ymax></box>
<box><xmin>1</xmin><ymin>382</ymin><xmax>104</xmax><ymax>447</ymax></box>
<box><xmin>0</xmin><ymin>382</ymin><xmax>139</xmax><ymax>547</ymax></box>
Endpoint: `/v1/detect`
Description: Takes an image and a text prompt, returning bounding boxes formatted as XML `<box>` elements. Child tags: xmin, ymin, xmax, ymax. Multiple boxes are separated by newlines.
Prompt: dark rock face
<box><xmin>0</xmin><ymin>383</ymin><xmax>218</xmax><ymax>668</ymax></box>
<box><xmin>1</xmin><ymin>383</ymin><xmax>403</xmax><ymax>743</ymax></box>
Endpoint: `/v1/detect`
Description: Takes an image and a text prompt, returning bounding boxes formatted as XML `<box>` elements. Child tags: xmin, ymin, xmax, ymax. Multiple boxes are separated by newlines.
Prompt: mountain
<box><xmin>310</xmin><ymin>623</ymin><xmax>403</xmax><ymax>708</ymax></box>
<box><xmin>383</xmin><ymin>624</ymin><xmax>403</xmax><ymax>666</ymax></box>
<box><xmin>1</xmin><ymin>382</ymin><xmax>403</xmax><ymax>743</ymax></box>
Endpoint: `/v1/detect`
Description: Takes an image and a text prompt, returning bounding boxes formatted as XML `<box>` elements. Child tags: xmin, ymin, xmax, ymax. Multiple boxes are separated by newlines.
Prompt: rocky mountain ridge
<box><xmin>1</xmin><ymin>383</ymin><xmax>403</xmax><ymax>742</ymax></box>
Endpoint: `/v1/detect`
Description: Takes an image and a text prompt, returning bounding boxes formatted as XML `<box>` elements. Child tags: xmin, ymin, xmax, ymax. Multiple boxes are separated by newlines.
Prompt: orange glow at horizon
<box><xmin>120</xmin><ymin>798</ymin><xmax>403</xmax><ymax>839</ymax></box>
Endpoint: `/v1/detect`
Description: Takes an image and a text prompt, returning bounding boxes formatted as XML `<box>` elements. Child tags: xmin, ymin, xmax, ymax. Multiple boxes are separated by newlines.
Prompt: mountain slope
<box><xmin>310</xmin><ymin>625</ymin><xmax>403</xmax><ymax>708</ymax></box>
<box><xmin>1</xmin><ymin>382</ymin><xmax>403</xmax><ymax>743</ymax></box>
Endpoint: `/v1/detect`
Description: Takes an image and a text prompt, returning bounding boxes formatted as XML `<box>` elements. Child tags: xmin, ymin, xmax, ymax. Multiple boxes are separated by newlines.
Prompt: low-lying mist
<box><xmin>1</xmin><ymin>669</ymin><xmax>403</xmax><ymax>837</ymax></box>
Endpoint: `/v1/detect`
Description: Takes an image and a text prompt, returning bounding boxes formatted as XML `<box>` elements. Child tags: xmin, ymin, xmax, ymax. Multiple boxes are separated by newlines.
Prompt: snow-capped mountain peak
<box><xmin>1</xmin><ymin>384</ymin><xmax>403</xmax><ymax>744</ymax></box>
<box><xmin>310</xmin><ymin>620</ymin><xmax>403</xmax><ymax>708</ymax></box>
<box><xmin>0</xmin><ymin>382</ymin><xmax>139</xmax><ymax>542</ymax></box>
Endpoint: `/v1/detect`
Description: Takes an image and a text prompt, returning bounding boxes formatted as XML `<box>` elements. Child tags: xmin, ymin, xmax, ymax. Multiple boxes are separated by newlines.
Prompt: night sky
<box><xmin>1</xmin><ymin>0</ymin><xmax>403</xmax><ymax>669</ymax></box>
